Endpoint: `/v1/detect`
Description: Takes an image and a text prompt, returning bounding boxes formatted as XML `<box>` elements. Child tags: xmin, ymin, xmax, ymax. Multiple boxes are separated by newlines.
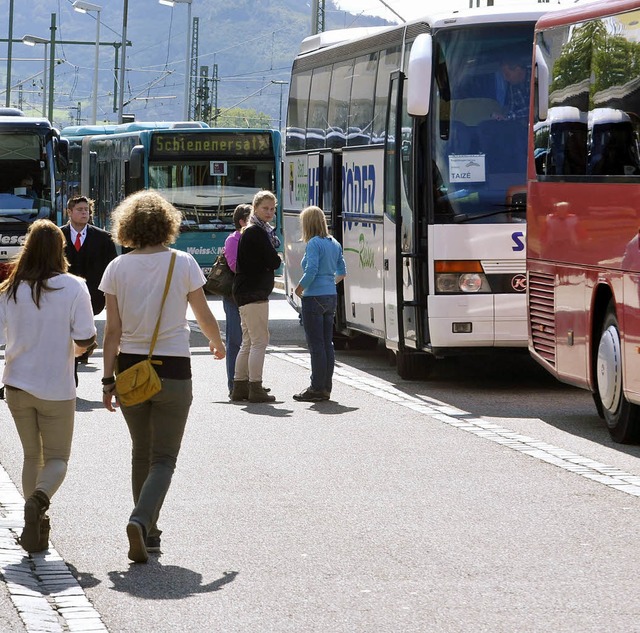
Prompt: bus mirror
<box><xmin>535</xmin><ymin>44</ymin><xmax>549</xmax><ymax>121</ymax></box>
<box><xmin>57</xmin><ymin>138</ymin><xmax>69</xmax><ymax>173</ymax></box>
<box><xmin>129</xmin><ymin>145</ymin><xmax>144</xmax><ymax>180</ymax></box>
<box><xmin>407</xmin><ymin>33</ymin><xmax>433</xmax><ymax>117</ymax></box>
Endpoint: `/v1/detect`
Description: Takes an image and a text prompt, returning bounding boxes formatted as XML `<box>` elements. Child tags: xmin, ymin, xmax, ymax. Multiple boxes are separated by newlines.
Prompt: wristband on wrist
<box><xmin>101</xmin><ymin>376</ymin><xmax>116</xmax><ymax>385</ymax></box>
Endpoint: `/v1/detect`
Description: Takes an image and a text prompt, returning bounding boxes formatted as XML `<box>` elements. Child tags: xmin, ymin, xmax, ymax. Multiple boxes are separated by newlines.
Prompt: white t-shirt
<box><xmin>99</xmin><ymin>249</ymin><xmax>205</xmax><ymax>357</ymax></box>
<box><xmin>0</xmin><ymin>274</ymin><xmax>96</xmax><ymax>400</ymax></box>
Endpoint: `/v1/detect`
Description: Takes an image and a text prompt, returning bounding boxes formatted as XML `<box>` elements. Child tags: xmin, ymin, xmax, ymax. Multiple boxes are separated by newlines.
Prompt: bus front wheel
<box><xmin>595</xmin><ymin>305</ymin><xmax>640</xmax><ymax>443</ymax></box>
<box><xmin>395</xmin><ymin>349</ymin><xmax>434</xmax><ymax>380</ymax></box>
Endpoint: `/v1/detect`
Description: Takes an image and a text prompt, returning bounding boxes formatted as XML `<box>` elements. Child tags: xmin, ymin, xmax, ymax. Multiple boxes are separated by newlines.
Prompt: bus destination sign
<box><xmin>150</xmin><ymin>132</ymin><xmax>273</xmax><ymax>160</ymax></box>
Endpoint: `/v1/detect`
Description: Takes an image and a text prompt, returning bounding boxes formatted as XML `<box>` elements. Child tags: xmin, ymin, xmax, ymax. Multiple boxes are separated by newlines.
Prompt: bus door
<box><xmin>327</xmin><ymin>150</ymin><xmax>349</xmax><ymax>334</ymax></box>
<box><xmin>384</xmin><ymin>71</ymin><xmax>423</xmax><ymax>375</ymax></box>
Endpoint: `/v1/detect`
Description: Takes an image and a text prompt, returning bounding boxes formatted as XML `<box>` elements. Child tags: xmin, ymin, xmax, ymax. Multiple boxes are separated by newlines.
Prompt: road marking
<box><xmin>0</xmin><ymin>468</ymin><xmax>107</xmax><ymax>632</ymax></box>
<box><xmin>271</xmin><ymin>345</ymin><xmax>640</xmax><ymax>499</ymax></box>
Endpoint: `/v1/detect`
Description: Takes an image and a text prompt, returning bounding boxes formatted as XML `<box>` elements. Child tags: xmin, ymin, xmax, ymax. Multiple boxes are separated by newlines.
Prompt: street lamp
<box><xmin>159</xmin><ymin>0</ymin><xmax>192</xmax><ymax>120</ymax></box>
<box><xmin>22</xmin><ymin>34</ymin><xmax>49</xmax><ymax>117</ymax></box>
<box><xmin>73</xmin><ymin>0</ymin><xmax>102</xmax><ymax>125</ymax></box>
<box><xmin>22</xmin><ymin>14</ymin><xmax>56</xmax><ymax>122</ymax></box>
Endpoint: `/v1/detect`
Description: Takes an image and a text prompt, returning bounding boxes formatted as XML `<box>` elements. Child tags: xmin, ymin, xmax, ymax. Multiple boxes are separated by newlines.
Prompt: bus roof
<box><xmin>297</xmin><ymin>4</ymin><xmax>560</xmax><ymax>58</ymax></box>
<box><xmin>0</xmin><ymin>115</ymin><xmax>54</xmax><ymax>128</ymax></box>
<box><xmin>61</xmin><ymin>120</ymin><xmax>209</xmax><ymax>139</ymax></box>
<box><xmin>60</xmin><ymin>124</ymin><xmax>118</xmax><ymax>138</ymax></box>
<box><xmin>536</xmin><ymin>0</ymin><xmax>640</xmax><ymax>30</ymax></box>
<box><xmin>113</xmin><ymin>121</ymin><xmax>208</xmax><ymax>132</ymax></box>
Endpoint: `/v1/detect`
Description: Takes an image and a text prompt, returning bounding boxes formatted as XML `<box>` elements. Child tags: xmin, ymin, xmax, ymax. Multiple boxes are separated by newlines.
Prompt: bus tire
<box><xmin>595</xmin><ymin>304</ymin><xmax>640</xmax><ymax>444</ymax></box>
<box><xmin>396</xmin><ymin>350</ymin><xmax>433</xmax><ymax>380</ymax></box>
<box><xmin>347</xmin><ymin>333</ymin><xmax>379</xmax><ymax>351</ymax></box>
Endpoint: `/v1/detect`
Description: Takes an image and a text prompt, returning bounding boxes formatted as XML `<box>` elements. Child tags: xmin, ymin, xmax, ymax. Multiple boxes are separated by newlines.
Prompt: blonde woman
<box><xmin>100</xmin><ymin>190</ymin><xmax>225</xmax><ymax>563</ymax></box>
<box><xmin>230</xmin><ymin>191</ymin><xmax>281</xmax><ymax>403</ymax></box>
<box><xmin>0</xmin><ymin>219</ymin><xmax>96</xmax><ymax>553</ymax></box>
<box><xmin>294</xmin><ymin>206</ymin><xmax>346</xmax><ymax>402</ymax></box>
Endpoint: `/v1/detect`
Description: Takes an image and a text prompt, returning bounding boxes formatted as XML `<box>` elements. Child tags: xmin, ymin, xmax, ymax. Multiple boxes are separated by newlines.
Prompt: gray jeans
<box><xmin>121</xmin><ymin>378</ymin><xmax>193</xmax><ymax>536</ymax></box>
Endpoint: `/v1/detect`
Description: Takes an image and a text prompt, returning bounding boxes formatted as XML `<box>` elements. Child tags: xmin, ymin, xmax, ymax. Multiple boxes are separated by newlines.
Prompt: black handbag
<box><xmin>205</xmin><ymin>253</ymin><xmax>234</xmax><ymax>296</ymax></box>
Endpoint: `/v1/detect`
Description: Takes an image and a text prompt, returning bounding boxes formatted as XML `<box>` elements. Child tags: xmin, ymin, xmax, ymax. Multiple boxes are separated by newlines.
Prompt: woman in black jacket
<box><xmin>230</xmin><ymin>190</ymin><xmax>281</xmax><ymax>403</ymax></box>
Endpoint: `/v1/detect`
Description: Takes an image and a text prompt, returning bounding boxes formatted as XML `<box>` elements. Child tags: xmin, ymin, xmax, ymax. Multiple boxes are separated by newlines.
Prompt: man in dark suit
<box><xmin>62</xmin><ymin>196</ymin><xmax>117</xmax><ymax>365</ymax></box>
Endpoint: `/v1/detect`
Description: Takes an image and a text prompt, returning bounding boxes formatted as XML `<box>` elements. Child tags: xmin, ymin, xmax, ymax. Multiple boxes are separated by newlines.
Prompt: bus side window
<box><xmin>562</xmin><ymin>130</ymin><xmax>587</xmax><ymax>175</ymax></box>
<box><xmin>589</xmin><ymin>125</ymin><xmax>640</xmax><ymax>176</ymax></box>
<box><xmin>347</xmin><ymin>53</ymin><xmax>378</xmax><ymax>147</ymax></box>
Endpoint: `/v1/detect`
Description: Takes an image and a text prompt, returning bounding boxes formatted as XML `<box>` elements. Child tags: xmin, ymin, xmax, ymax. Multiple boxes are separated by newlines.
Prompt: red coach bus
<box><xmin>527</xmin><ymin>0</ymin><xmax>640</xmax><ymax>443</ymax></box>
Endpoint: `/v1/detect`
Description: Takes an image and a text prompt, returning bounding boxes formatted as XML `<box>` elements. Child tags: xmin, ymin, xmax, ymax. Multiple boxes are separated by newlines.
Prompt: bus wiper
<box><xmin>453</xmin><ymin>206</ymin><xmax>526</xmax><ymax>223</ymax></box>
<box><xmin>0</xmin><ymin>214</ymin><xmax>34</xmax><ymax>224</ymax></box>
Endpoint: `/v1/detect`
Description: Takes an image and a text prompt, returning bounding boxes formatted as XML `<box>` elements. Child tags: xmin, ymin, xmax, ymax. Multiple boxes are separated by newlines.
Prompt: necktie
<box><xmin>74</xmin><ymin>233</ymin><xmax>82</xmax><ymax>252</ymax></box>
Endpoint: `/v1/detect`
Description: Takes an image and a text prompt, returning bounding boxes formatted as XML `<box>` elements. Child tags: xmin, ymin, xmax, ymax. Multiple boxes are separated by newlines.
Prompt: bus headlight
<box><xmin>435</xmin><ymin>273</ymin><xmax>459</xmax><ymax>293</ymax></box>
<box><xmin>459</xmin><ymin>273</ymin><xmax>484</xmax><ymax>293</ymax></box>
<box><xmin>434</xmin><ymin>261</ymin><xmax>490</xmax><ymax>294</ymax></box>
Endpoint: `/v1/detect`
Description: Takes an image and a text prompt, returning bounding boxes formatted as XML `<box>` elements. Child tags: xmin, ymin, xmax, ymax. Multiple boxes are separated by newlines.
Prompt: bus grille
<box><xmin>528</xmin><ymin>272</ymin><xmax>556</xmax><ymax>367</ymax></box>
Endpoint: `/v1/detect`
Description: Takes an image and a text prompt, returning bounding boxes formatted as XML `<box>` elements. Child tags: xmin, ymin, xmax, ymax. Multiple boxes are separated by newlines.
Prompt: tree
<box><xmin>211</xmin><ymin>107</ymin><xmax>274</xmax><ymax>128</ymax></box>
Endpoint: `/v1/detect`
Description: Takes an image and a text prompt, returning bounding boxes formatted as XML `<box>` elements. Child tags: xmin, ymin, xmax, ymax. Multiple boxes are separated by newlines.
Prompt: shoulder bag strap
<box><xmin>148</xmin><ymin>251</ymin><xmax>177</xmax><ymax>359</ymax></box>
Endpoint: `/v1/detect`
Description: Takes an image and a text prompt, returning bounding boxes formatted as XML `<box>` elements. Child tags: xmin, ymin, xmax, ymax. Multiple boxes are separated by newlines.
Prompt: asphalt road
<box><xmin>0</xmin><ymin>291</ymin><xmax>639</xmax><ymax>632</ymax></box>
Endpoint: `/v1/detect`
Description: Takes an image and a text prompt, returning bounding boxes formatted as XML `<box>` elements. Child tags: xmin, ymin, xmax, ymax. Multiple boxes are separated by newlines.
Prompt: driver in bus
<box><xmin>492</xmin><ymin>57</ymin><xmax>530</xmax><ymax>121</ymax></box>
<box><xmin>15</xmin><ymin>175</ymin><xmax>38</xmax><ymax>200</ymax></box>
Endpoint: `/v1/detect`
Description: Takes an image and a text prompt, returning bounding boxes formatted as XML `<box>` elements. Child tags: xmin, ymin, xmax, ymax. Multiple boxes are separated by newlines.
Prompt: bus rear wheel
<box><xmin>595</xmin><ymin>304</ymin><xmax>640</xmax><ymax>443</ymax></box>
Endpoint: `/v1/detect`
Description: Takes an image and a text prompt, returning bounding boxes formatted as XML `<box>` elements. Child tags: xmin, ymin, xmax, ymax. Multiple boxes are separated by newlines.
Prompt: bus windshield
<box><xmin>431</xmin><ymin>24</ymin><xmax>533</xmax><ymax>224</ymax></box>
<box><xmin>0</xmin><ymin>132</ymin><xmax>53</xmax><ymax>225</ymax></box>
<box><xmin>148</xmin><ymin>159</ymin><xmax>277</xmax><ymax>230</ymax></box>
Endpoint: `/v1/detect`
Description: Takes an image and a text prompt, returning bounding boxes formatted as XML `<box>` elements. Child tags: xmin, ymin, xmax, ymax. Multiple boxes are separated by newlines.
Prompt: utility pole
<box><xmin>48</xmin><ymin>13</ymin><xmax>56</xmax><ymax>122</ymax></box>
<box><xmin>211</xmin><ymin>63</ymin><xmax>218</xmax><ymax>127</ymax></box>
<box><xmin>311</xmin><ymin>0</ymin><xmax>324</xmax><ymax>35</ymax></box>
<box><xmin>118</xmin><ymin>0</ymin><xmax>129</xmax><ymax>123</ymax></box>
<box><xmin>195</xmin><ymin>65</ymin><xmax>209</xmax><ymax>122</ymax></box>
<box><xmin>6</xmin><ymin>0</ymin><xmax>15</xmax><ymax>107</ymax></box>
<box><xmin>188</xmin><ymin>16</ymin><xmax>199</xmax><ymax>121</ymax></box>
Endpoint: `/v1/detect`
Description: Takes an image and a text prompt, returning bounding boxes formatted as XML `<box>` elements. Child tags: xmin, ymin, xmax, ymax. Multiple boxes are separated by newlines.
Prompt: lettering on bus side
<box><xmin>0</xmin><ymin>235</ymin><xmax>26</xmax><ymax>246</ymax></box>
<box><xmin>295</xmin><ymin>160</ymin><xmax>308</xmax><ymax>205</ymax></box>
<box><xmin>342</xmin><ymin>162</ymin><xmax>375</xmax><ymax>215</ymax></box>
<box><xmin>511</xmin><ymin>231</ymin><xmax>525</xmax><ymax>252</ymax></box>
<box><xmin>308</xmin><ymin>166</ymin><xmax>320</xmax><ymax>206</ymax></box>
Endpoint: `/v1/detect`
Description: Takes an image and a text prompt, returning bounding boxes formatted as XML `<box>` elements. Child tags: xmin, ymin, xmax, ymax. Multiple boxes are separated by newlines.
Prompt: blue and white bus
<box><xmin>82</xmin><ymin>125</ymin><xmax>282</xmax><ymax>272</ymax></box>
<box><xmin>0</xmin><ymin>109</ymin><xmax>68</xmax><ymax>274</ymax></box>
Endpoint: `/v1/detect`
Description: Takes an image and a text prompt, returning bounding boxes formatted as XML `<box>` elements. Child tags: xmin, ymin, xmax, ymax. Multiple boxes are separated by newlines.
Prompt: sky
<box><xmin>333</xmin><ymin>0</ymin><xmax>554</xmax><ymax>24</ymax></box>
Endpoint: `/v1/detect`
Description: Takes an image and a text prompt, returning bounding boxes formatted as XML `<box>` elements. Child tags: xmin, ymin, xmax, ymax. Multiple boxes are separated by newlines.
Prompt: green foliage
<box><xmin>551</xmin><ymin>19</ymin><xmax>640</xmax><ymax>105</ymax></box>
<box><xmin>210</xmin><ymin>107</ymin><xmax>274</xmax><ymax>129</ymax></box>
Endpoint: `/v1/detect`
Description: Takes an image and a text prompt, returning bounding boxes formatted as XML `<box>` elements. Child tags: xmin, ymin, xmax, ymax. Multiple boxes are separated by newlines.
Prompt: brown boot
<box><xmin>230</xmin><ymin>380</ymin><xmax>249</xmax><ymax>401</ymax></box>
<box><xmin>20</xmin><ymin>489</ymin><xmax>49</xmax><ymax>553</ymax></box>
<box><xmin>249</xmin><ymin>381</ymin><xmax>275</xmax><ymax>403</ymax></box>
<box><xmin>38</xmin><ymin>514</ymin><xmax>50</xmax><ymax>552</ymax></box>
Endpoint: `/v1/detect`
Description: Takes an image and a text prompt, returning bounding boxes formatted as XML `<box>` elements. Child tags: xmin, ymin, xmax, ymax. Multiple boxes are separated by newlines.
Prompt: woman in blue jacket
<box><xmin>294</xmin><ymin>206</ymin><xmax>346</xmax><ymax>402</ymax></box>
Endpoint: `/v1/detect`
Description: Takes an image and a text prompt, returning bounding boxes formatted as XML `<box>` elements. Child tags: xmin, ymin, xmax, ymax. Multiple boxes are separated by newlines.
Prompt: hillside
<box><xmin>2</xmin><ymin>0</ymin><xmax>392</xmax><ymax>128</ymax></box>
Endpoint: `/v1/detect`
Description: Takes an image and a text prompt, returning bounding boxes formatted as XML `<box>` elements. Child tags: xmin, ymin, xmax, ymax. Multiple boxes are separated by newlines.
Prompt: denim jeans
<box><xmin>121</xmin><ymin>378</ymin><xmax>192</xmax><ymax>537</ymax></box>
<box><xmin>222</xmin><ymin>296</ymin><xmax>242</xmax><ymax>393</ymax></box>
<box><xmin>301</xmin><ymin>294</ymin><xmax>337</xmax><ymax>393</ymax></box>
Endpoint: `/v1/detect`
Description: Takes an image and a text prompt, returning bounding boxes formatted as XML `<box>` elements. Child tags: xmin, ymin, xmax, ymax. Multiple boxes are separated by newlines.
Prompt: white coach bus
<box><xmin>282</xmin><ymin>5</ymin><xmax>554</xmax><ymax>378</ymax></box>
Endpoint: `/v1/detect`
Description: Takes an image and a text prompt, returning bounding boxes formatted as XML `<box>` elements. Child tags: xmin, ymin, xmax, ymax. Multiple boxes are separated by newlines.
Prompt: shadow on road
<box><xmin>108</xmin><ymin>566</ymin><xmax>238</xmax><ymax>598</ymax></box>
